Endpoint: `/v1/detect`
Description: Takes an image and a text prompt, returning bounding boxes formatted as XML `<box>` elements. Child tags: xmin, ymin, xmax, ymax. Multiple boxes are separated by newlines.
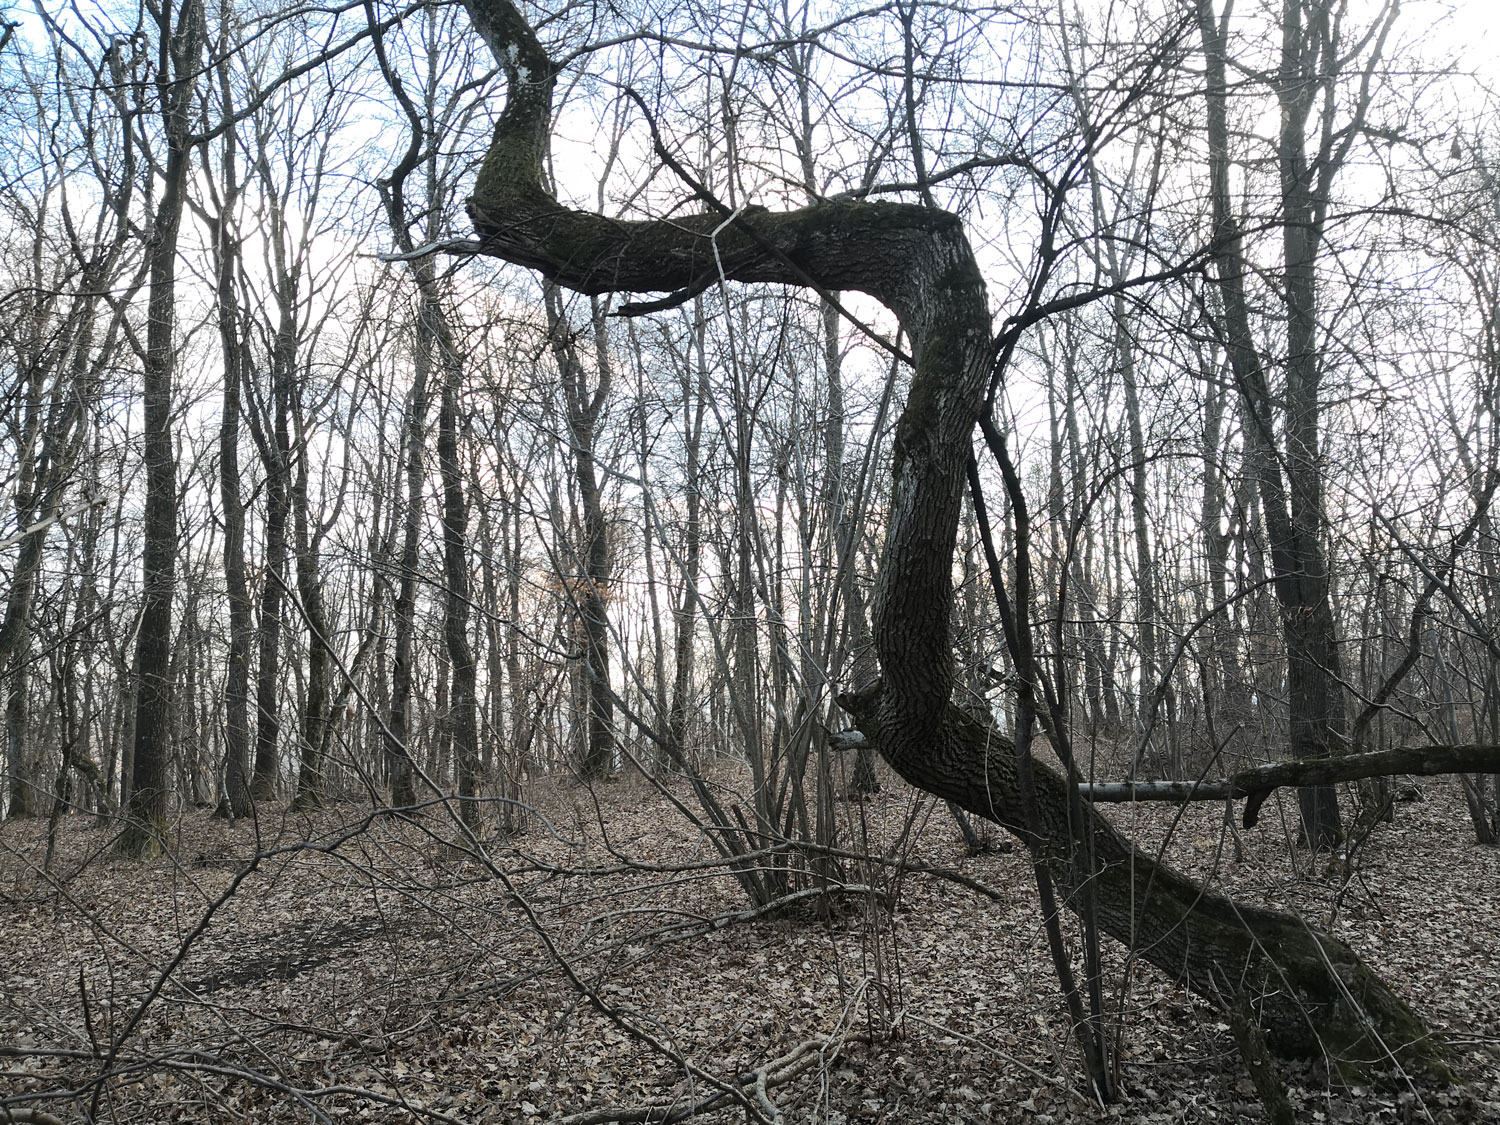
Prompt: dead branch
<box><xmin>835</xmin><ymin>731</ymin><xmax>1500</xmax><ymax>829</ymax></box>
<box><xmin>1074</xmin><ymin>744</ymin><xmax>1500</xmax><ymax>827</ymax></box>
<box><xmin>555</xmin><ymin>1033</ymin><xmax>870</xmax><ymax>1125</ymax></box>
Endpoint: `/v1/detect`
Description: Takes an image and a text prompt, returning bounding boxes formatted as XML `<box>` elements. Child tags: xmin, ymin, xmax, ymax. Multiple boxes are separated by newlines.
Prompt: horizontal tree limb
<box><xmin>1078</xmin><ymin>744</ymin><xmax>1500</xmax><ymax>827</ymax></box>
<box><xmin>831</xmin><ymin>732</ymin><xmax>1500</xmax><ymax>829</ymax></box>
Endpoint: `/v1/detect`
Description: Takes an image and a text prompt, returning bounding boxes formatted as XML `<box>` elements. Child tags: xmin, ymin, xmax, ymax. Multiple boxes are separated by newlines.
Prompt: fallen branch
<box><xmin>834</xmin><ymin>731</ymin><xmax>1500</xmax><ymax>829</ymax></box>
<box><xmin>555</xmin><ymin>1034</ymin><xmax>869</xmax><ymax>1125</ymax></box>
<box><xmin>1074</xmin><ymin>744</ymin><xmax>1500</xmax><ymax>827</ymax></box>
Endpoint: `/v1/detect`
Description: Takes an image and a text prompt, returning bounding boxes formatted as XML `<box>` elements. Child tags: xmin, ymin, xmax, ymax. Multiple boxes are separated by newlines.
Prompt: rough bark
<box><xmin>838</xmin><ymin>684</ymin><xmax>1446</xmax><ymax>1075</ymax></box>
<box><xmin>454</xmin><ymin>0</ymin><xmax>1449</xmax><ymax>1076</ymax></box>
<box><xmin>1195</xmin><ymin>0</ymin><xmax>1350</xmax><ymax>847</ymax></box>
<box><xmin>118</xmin><ymin>0</ymin><xmax>201</xmax><ymax>855</ymax></box>
<box><xmin>546</xmin><ymin>290</ymin><xmax>614</xmax><ymax>781</ymax></box>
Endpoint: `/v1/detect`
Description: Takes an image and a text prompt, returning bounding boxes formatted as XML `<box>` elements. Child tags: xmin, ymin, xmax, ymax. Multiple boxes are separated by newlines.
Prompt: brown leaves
<box><xmin>1</xmin><ymin>774</ymin><xmax>1498</xmax><ymax>1122</ymax></box>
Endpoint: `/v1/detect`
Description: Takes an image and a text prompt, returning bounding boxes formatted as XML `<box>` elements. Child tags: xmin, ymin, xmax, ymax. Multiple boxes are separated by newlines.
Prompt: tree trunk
<box><xmin>435</xmin><ymin>300</ymin><xmax>480</xmax><ymax>831</ymax></box>
<box><xmin>250</xmin><ymin>368</ymin><xmax>291</xmax><ymax>802</ymax></box>
<box><xmin>1199</xmin><ymin>349</ymin><xmax>1242</xmax><ymax>753</ymax></box>
<box><xmin>477</xmin><ymin>493</ymin><xmax>503</xmax><ymax>780</ymax></box>
<box><xmin>1195</xmin><ymin>0</ymin><xmax>1349</xmax><ymax>848</ymax></box>
<box><xmin>5</xmin><ymin>661</ymin><xmax>32</xmax><ymax>819</ymax></box>
<box><xmin>208</xmin><ymin>119</ymin><xmax>253</xmax><ymax>819</ymax></box>
<box><xmin>385</xmin><ymin>331</ymin><xmax>428</xmax><ymax>809</ymax></box>
<box><xmin>289</xmin><ymin>437</ymin><xmax>330</xmax><ymax>811</ymax></box>
<box><xmin>118</xmin><ymin>0</ymin><xmax>201</xmax><ymax>856</ymax></box>
<box><xmin>506</xmin><ymin>483</ymin><xmax>532</xmax><ymax>802</ymax></box>
<box><xmin>1273</xmin><ymin>0</ymin><xmax>1348</xmax><ymax>848</ymax></box>
<box><xmin>454</xmin><ymin>0</ymin><xmax>1449</xmax><ymax>1077</ymax></box>
<box><xmin>545</xmin><ymin>288</ymin><xmax>615</xmax><ymax>781</ymax></box>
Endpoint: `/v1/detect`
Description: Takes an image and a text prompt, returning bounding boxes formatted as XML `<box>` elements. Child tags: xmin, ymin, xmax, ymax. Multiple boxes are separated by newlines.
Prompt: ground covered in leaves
<box><xmin>2</xmin><ymin>767</ymin><xmax>1498</xmax><ymax>1124</ymax></box>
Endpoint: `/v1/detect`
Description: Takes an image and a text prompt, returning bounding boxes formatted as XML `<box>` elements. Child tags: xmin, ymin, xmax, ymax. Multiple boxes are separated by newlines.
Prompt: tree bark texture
<box><xmin>435</xmin><ymin>295</ymin><xmax>481</xmax><ymax>829</ymax></box>
<box><xmin>119</xmin><ymin>1</ymin><xmax>201</xmax><ymax>854</ymax></box>
<box><xmin>546</xmin><ymin>290</ymin><xmax>614</xmax><ymax>780</ymax></box>
<box><xmin>209</xmin><ymin>137</ymin><xmax>254</xmax><ymax>819</ymax></box>
<box><xmin>455</xmin><ymin>0</ymin><xmax>1448</xmax><ymax>1075</ymax></box>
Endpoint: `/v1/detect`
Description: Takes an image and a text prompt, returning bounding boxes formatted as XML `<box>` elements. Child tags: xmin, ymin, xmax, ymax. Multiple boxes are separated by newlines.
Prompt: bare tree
<box><xmin>1193</xmin><ymin>0</ymin><xmax>1405</xmax><ymax>847</ymax></box>
<box><xmin>545</xmin><ymin>289</ymin><xmax>615</xmax><ymax>781</ymax></box>
<box><xmin>117</xmin><ymin>0</ymin><xmax>205</xmax><ymax>856</ymax></box>
<box><xmin>451</xmin><ymin>0</ymin><xmax>1453</xmax><ymax>1079</ymax></box>
<box><xmin>197</xmin><ymin>16</ymin><xmax>254</xmax><ymax>818</ymax></box>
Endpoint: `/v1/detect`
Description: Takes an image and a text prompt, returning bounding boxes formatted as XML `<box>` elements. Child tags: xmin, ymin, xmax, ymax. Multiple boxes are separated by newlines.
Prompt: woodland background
<box><xmin>3</xmin><ymin>0</ymin><xmax>1500</xmax><ymax>1121</ymax></box>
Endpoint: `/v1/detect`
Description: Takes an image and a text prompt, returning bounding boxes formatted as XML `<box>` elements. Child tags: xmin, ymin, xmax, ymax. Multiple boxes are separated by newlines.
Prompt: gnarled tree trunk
<box><xmin>452</xmin><ymin>0</ymin><xmax>1449</xmax><ymax>1077</ymax></box>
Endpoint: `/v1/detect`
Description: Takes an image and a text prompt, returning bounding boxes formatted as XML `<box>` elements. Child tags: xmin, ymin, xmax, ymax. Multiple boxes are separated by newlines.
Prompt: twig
<box><xmin>554</xmin><ymin>1033</ymin><xmax>869</xmax><ymax>1125</ymax></box>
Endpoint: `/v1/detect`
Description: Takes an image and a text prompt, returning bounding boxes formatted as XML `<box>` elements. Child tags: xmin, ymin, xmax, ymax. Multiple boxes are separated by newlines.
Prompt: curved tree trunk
<box><xmin>453</xmin><ymin>0</ymin><xmax>1449</xmax><ymax>1077</ymax></box>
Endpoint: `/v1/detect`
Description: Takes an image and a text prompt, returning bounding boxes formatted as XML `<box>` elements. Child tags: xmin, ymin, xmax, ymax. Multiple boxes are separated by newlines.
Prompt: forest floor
<box><xmin>1</xmin><ymin>763</ymin><xmax>1498</xmax><ymax>1125</ymax></box>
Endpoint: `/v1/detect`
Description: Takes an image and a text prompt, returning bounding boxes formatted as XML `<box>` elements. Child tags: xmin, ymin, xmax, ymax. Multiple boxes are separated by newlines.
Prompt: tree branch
<box><xmin>1079</xmin><ymin>744</ymin><xmax>1500</xmax><ymax>828</ymax></box>
<box><xmin>835</xmin><ymin>730</ymin><xmax>1500</xmax><ymax>829</ymax></box>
